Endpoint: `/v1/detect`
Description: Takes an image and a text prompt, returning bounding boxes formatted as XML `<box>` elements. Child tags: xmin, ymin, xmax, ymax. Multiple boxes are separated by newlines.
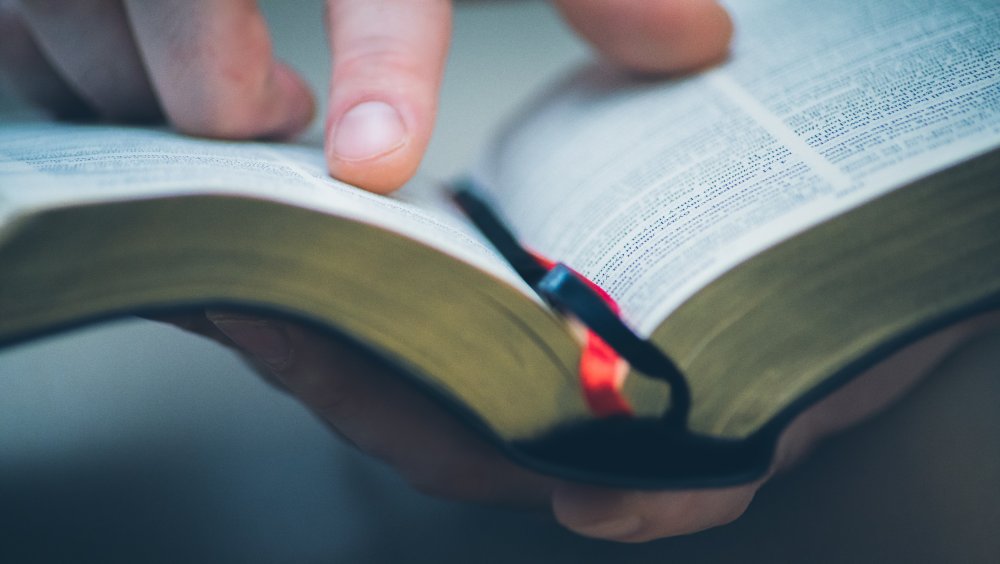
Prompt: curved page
<box><xmin>0</xmin><ymin>123</ymin><xmax>528</xmax><ymax>294</ymax></box>
<box><xmin>474</xmin><ymin>0</ymin><xmax>1000</xmax><ymax>335</ymax></box>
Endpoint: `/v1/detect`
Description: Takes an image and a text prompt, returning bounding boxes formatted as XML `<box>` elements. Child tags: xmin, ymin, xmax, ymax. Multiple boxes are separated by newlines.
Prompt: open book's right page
<box><xmin>474</xmin><ymin>0</ymin><xmax>1000</xmax><ymax>335</ymax></box>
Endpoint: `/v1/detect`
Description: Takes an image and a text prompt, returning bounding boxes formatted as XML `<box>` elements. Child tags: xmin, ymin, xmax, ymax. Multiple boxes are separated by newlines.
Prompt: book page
<box><xmin>0</xmin><ymin>123</ymin><xmax>527</xmax><ymax>292</ymax></box>
<box><xmin>473</xmin><ymin>0</ymin><xmax>1000</xmax><ymax>335</ymax></box>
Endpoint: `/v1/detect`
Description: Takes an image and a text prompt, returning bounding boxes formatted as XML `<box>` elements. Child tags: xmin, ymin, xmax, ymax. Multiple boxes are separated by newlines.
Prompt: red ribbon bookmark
<box><xmin>530</xmin><ymin>252</ymin><xmax>633</xmax><ymax>418</ymax></box>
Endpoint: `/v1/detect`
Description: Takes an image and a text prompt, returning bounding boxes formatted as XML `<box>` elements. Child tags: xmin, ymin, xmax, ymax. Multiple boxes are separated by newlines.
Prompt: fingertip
<box><xmin>552</xmin><ymin>483</ymin><xmax>645</xmax><ymax>542</ymax></box>
<box><xmin>555</xmin><ymin>0</ymin><xmax>734</xmax><ymax>74</ymax></box>
<box><xmin>190</xmin><ymin>60</ymin><xmax>314</xmax><ymax>141</ymax></box>
<box><xmin>269</xmin><ymin>62</ymin><xmax>317</xmax><ymax>139</ymax></box>
<box><xmin>552</xmin><ymin>481</ymin><xmax>759</xmax><ymax>542</ymax></box>
<box><xmin>326</xmin><ymin>143</ymin><xmax>420</xmax><ymax>195</ymax></box>
<box><xmin>325</xmin><ymin>99</ymin><xmax>418</xmax><ymax>194</ymax></box>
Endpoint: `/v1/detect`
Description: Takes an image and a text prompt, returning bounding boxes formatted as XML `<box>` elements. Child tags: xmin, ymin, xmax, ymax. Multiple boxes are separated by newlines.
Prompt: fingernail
<box><xmin>209</xmin><ymin>315</ymin><xmax>293</xmax><ymax>370</ymax></box>
<box><xmin>572</xmin><ymin>515</ymin><xmax>643</xmax><ymax>540</ymax></box>
<box><xmin>331</xmin><ymin>101</ymin><xmax>407</xmax><ymax>161</ymax></box>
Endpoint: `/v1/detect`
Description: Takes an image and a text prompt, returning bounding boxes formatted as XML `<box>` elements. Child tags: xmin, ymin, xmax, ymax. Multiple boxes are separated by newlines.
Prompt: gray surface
<box><xmin>1</xmin><ymin>2</ymin><xmax>999</xmax><ymax>562</ymax></box>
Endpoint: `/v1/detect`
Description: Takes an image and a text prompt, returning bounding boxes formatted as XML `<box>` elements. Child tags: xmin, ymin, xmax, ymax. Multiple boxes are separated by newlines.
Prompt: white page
<box><xmin>474</xmin><ymin>0</ymin><xmax>1000</xmax><ymax>335</ymax></box>
<box><xmin>0</xmin><ymin>122</ymin><xmax>528</xmax><ymax>292</ymax></box>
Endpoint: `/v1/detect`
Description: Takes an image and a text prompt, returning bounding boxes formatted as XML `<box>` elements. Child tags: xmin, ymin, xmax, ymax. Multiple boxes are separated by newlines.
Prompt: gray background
<box><xmin>1</xmin><ymin>1</ymin><xmax>998</xmax><ymax>562</ymax></box>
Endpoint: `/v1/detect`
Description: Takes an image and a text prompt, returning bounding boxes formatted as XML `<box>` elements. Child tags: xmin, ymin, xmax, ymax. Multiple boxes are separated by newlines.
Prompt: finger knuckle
<box><xmin>166</xmin><ymin>22</ymin><xmax>279</xmax><ymax>138</ymax></box>
<box><xmin>169</xmin><ymin>75</ymin><xmax>271</xmax><ymax>139</ymax></box>
<box><xmin>333</xmin><ymin>37</ymin><xmax>428</xmax><ymax>90</ymax></box>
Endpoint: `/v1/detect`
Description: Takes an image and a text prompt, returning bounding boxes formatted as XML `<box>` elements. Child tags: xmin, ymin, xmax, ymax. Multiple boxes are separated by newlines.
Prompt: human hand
<box><xmin>0</xmin><ymin>0</ymin><xmax>732</xmax><ymax>193</ymax></box>
<box><xmin>159</xmin><ymin>309</ymin><xmax>1000</xmax><ymax>542</ymax></box>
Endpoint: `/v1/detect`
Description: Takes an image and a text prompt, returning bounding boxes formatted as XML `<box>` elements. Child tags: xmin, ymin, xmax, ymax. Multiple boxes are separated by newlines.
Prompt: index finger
<box><xmin>323</xmin><ymin>0</ymin><xmax>452</xmax><ymax>194</ymax></box>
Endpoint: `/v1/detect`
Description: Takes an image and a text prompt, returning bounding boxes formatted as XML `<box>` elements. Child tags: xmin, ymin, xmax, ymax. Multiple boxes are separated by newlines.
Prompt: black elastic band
<box><xmin>450</xmin><ymin>180</ymin><xmax>692</xmax><ymax>428</ymax></box>
<box><xmin>537</xmin><ymin>265</ymin><xmax>691</xmax><ymax>428</ymax></box>
<box><xmin>450</xmin><ymin>183</ymin><xmax>549</xmax><ymax>287</ymax></box>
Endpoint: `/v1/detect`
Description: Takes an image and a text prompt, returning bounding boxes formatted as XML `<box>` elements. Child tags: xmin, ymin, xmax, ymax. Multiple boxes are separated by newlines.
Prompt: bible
<box><xmin>1</xmin><ymin>0</ymin><xmax>998</xmax><ymax>487</ymax></box>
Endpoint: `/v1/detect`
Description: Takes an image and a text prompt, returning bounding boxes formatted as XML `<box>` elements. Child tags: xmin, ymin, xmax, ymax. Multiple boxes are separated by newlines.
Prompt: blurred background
<box><xmin>1</xmin><ymin>1</ymin><xmax>998</xmax><ymax>562</ymax></box>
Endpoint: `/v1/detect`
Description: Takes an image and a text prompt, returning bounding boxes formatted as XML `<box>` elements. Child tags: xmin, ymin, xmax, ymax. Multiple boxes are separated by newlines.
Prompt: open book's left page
<box><xmin>1</xmin><ymin>121</ymin><xmax>617</xmax><ymax>462</ymax></box>
<box><xmin>0</xmin><ymin>122</ymin><xmax>527</xmax><ymax>292</ymax></box>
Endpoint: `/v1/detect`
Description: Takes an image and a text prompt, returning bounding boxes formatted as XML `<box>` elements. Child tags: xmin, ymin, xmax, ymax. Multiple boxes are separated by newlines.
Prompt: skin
<box><xmin>5</xmin><ymin>0</ymin><xmax>990</xmax><ymax>543</ymax></box>
<box><xmin>158</xmin><ymin>310</ymin><xmax>1000</xmax><ymax>543</ymax></box>
<box><xmin>0</xmin><ymin>0</ymin><xmax>732</xmax><ymax>192</ymax></box>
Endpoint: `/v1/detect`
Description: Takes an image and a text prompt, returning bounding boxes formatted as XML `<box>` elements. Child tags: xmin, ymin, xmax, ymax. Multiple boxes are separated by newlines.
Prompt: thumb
<box><xmin>324</xmin><ymin>0</ymin><xmax>452</xmax><ymax>194</ymax></box>
<box><xmin>204</xmin><ymin>310</ymin><xmax>556</xmax><ymax>505</ymax></box>
<box><xmin>552</xmin><ymin>0</ymin><xmax>733</xmax><ymax>73</ymax></box>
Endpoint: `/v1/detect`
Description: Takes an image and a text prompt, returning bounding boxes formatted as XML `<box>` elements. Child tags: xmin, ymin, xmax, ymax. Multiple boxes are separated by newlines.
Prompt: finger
<box><xmin>552</xmin><ymin>480</ymin><xmax>759</xmax><ymax>542</ymax></box>
<box><xmin>147</xmin><ymin>311</ymin><xmax>234</xmax><ymax>346</ymax></box>
<box><xmin>551</xmin><ymin>0</ymin><xmax>733</xmax><ymax>73</ymax></box>
<box><xmin>123</xmin><ymin>0</ymin><xmax>314</xmax><ymax>140</ymax></box>
<box><xmin>324</xmin><ymin>0</ymin><xmax>451</xmax><ymax>193</ymax></box>
<box><xmin>0</xmin><ymin>0</ymin><xmax>93</xmax><ymax>118</ymax></box>
<box><xmin>15</xmin><ymin>0</ymin><xmax>160</xmax><ymax>121</ymax></box>
<box><xmin>206</xmin><ymin>312</ymin><xmax>555</xmax><ymax>505</ymax></box>
<box><xmin>144</xmin><ymin>310</ymin><xmax>290</xmax><ymax>392</ymax></box>
<box><xmin>554</xmin><ymin>311</ymin><xmax>1000</xmax><ymax>543</ymax></box>
<box><xmin>768</xmin><ymin>309</ymin><xmax>1000</xmax><ymax>472</ymax></box>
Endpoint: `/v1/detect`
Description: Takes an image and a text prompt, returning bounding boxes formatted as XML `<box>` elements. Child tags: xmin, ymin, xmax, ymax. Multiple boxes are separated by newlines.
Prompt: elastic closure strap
<box><xmin>528</xmin><ymin>252</ymin><xmax>633</xmax><ymax>418</ymax></box>
<box><xmin>537</xmin><ymin>264</ymin><xmax>690</xmax><ymax>428</ymax></box>
<box><xmin>450</xmin><ymin>180</ymin><xmax>691</xmax><ymax>429</ymax></box>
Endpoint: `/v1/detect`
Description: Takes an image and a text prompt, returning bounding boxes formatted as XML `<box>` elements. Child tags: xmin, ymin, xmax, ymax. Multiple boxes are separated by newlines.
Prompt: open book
<box><xmin>2</xmin><ymin>0</ymin><xmax>998</xmax><ymax>487</ymax></box>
